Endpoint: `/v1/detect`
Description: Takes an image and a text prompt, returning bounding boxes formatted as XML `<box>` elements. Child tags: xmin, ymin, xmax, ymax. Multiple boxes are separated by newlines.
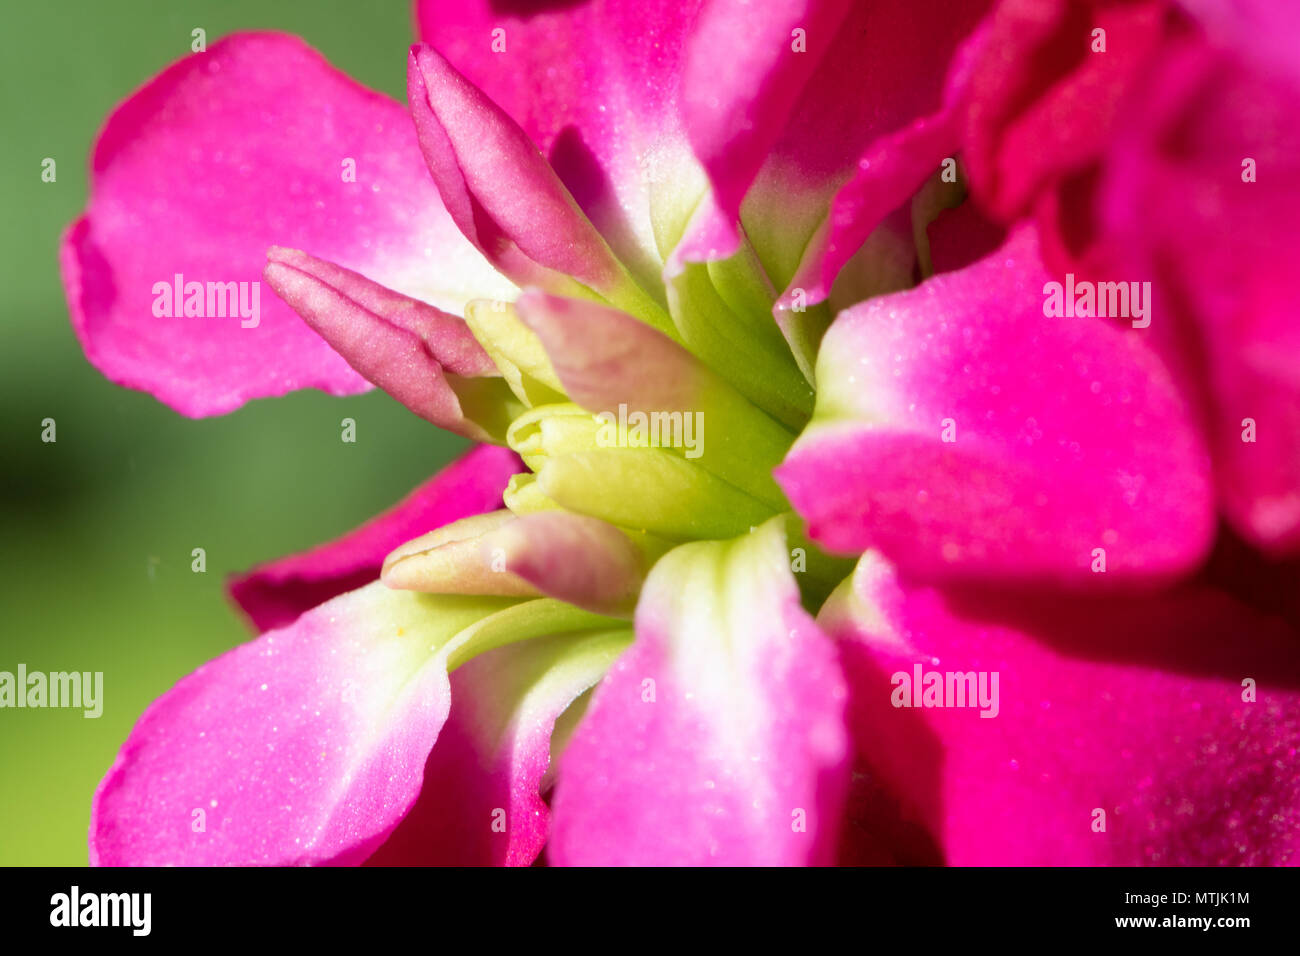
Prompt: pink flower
<box><xmin>64</xmin><ymin>0</ymin><xmax>1300</xmax><ymax>866</ymax></box>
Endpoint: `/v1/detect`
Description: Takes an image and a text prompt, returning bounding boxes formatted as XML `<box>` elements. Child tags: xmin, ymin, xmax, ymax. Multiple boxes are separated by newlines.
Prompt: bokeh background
<box><xmin>0</xmin><ymin>1</ymin><xmax>464</xmax><ymax>864</ymax></box>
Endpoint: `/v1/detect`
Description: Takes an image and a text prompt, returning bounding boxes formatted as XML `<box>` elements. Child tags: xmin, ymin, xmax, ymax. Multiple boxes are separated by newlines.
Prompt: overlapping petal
<box><xmin>91</xmin><ymin>583</ymin><xmax>518</xmax><ymax>865</ymax></box>
<box><xmin>778</xmin><ymin>111</ymin><xmax>958</xmax><ymax>310</ymax></box>
<box><xmin>676</xmin><ymin>0</ymin><xmax>853</xmax><ymax>263</ymax></box>
<box><xmin>406</xmin><ymin>43</ymin><xmax>663</xmax><ymax>324</ymax></box>
<box><xmin>955</xmin><ymin>0</ymin><xmax>1166</xmax><ymax>225</ymax></box>
<box><xmin>414</xmin><ymin>0</ymin><xmax>704</xmax><ymax>288</ymax></box>
<box><xmin>778</xmin><ymin>226</ymin><xmax>1215</xmax><ymax>583</ymax></box>
<box><xmin>953</xmin><ymin>1</ymin><xmax>1300</xmax><ymax>552</ymax></box>
<box><xmin>365</xmin><ymin>628</ymin><xmax>631</xmax><ymax>865</ymax></box>
<box><xmin>736</xmin><ymin>0</ymin><xmax>989</xmax><ymax>286</ymax></box>
<box><xmin>1097</xmin><ymin>42</ymin><xmax>1300</xmax><ymax>552</ymax></box>
<box><xmin>820</xmin><ymin>551</ymin><xmax>1300</xmax><ymax>864</ymax></box>
<box><xmin>263</xmin><ymin>247</ymin><xmax>512</xmax><ymax>441</ymax></box>
<box><xmin>549</xmin><ymin>517</ymin><xmax>848</xmax><ymax>865</ymax></box>
<box><xmin>60</xmin><ymin>32</ymin><xmax>511</xmax><ymax>417</ymax></box>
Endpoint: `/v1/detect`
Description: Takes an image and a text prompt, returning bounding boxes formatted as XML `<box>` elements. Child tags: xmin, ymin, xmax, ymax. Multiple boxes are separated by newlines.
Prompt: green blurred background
<box><xmin>0</xmin><ymin>1</ymin><xmax>464</xmax><ymax>864</ymax></box>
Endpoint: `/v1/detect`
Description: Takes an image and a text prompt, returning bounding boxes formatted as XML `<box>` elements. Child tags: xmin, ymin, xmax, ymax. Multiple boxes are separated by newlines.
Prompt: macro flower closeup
<box><xmin>55</xmin><ymin>0</ymin><xmax>1300</xmax><ymax>866</ymax></box>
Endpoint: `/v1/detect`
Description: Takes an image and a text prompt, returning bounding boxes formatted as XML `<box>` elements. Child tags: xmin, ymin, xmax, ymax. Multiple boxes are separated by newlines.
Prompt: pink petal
<box><xmin>381</xmin><ymin>511</ymin><xmax>544</xmax><ymax>598</ymax></box>
<box><xmin>406</xmin><ymin>44</ymin><xmax>643</xmax><ymax>308</ymax></box>
<box><xmin>679</xmin><ymin>0</ymin><xmax>854</xmax><ymax>261</ymax></box>
<box><xmin>736</xmin><ymin>0</ymin><xmax>989</xmax><ymax>284</ymax></box>
<box><xmin>777</xmin><ymin>226</ymin><xmax>1215</xmax><ymax>583</ymax></box>
<box><xmin>821</xmin><ymin>551</ymin><xmax>1300</xmax><ymax>864</ymax></box>
<box><xmin>365</xmin><ymin>628</ymin><xmax>631</xmax><ymax>865</ymax></box>
<box><xmin>230</xmin><ymin>445</ymin><xmax>521</xmax><ymax>632</ymax></box>
<box><xmin>263</xmin><ymin>247</ymin><xmax>504</xmax><ymax>441</ymax></box>
<box><xmin>415</xmin><ymin>0</ymin><xmax>701</xmax><ymax>287</ymax></box>
<box><xmin>60</xmin><ymin>32</ymin><xmax>508</xmax><ymax>417</ymax></box>
<box><xmin>778</xmin><ymin>110</ymin><xmax>957</xmax><ymax>310</ymax></box>
<box><xmin>1177</xmin><ymin>0</ymin><xmax>1300</xmax><ymax>86</ymax></box>
<box><xmin>924</xmin><ymin>200</ymin><xmax>1008</xmax><ymax>277</ymax></box>
<box><xmin>549</xmin><ymin>518</ymin><xmax>849</xmax><ymax>865</ymax></box>
<box><xmin>91</xmin><ymin>583</ymin><xmax>514</xmax><ymax>866</ymax></box>
<box><xmin>956</xmin><ymin>0</ymin><xmax>1166</xmax><ymax>223</ymax></box>
<box><xmin>484</xmin><ymin>512</ymin><xmax>650</xmax><ymax>616</ymax></box>
<box><xmin>1098</xmin><ymin>42</ymin><xmax>1300</xmax><ymax>552</ymax></box>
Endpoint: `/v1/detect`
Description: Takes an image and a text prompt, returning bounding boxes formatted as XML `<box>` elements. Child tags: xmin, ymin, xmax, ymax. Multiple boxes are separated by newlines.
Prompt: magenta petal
<box><xmin>230</xmin><ymin>445</ymin><xmax>521</xmax><ymax>632</ymax></box>
<box><xmin>514</xmin><ymin>290</ymin><xmax>708</xmax><ymax>411</ymax></box>
<box><xmin>924</xmin><ymin>200</ymin><xmax>1007</xmax><ymax>277</ymax></box>
<box><xmin>60</xmin><ymin>32</ymin><xmax>504</xmax><ymax>417</ymax></box>
<box><xmin>1177</xmin><ymin>0</ymin><xmax>1300</xmax><ymax>87</ymax></box>
<box><xmin>415</xmin><ymin>0</ymin><xmax>699</xmax><ymax>285</ymax></box>
<box><xmin>778</xmin><ymin>110</ymin><xmax>957</xmax><ymax>309</ymax></box>
<box><xmin>1098</xmin><ymin>43</ymin><xmax>1300</xmax><ymax>553</ymax></box>
<box><xmin>365</xmin><ymin>629</ymin><xmax>629</xmax><ymax>866</ymax></box>
<box><xmin>415</xmin><ymin>0</ymin><xmax>690</xmax><ymax>160</ymax></box>
<box><xmin>264</xmin><ymin>247</ymin><xmax>498</xmax><ymax>439</ymax></box>
<box><xmin>736</xmin><ymin>0</ymin><xmax>988</xmax><ymax>282</ymax></box>
<box><xmin>680</xmin><ymin>0</ymin><xmax>853</xmax><ymax>260</ymax></box>
<box><xmin>406</xmin><ymin>44</ymin><xmax>632</xmax><ymax>301</ymax></box>
<box><xmin>663</xmin><ymin>191</ymin><xmax>738</xmax><ymax>279</ymax></box>
<box><xmin>485</xmin><ymin>512</ymin><xmax>648</xmax><ymax>616</ymax></box>
<box><xmin>821</xmin><ymin>552</ymin><xmax>1300</xmax><ymax>864</ymax></box>
<box><xmin>91</xmin><ymin>584</ymin><xmax>499</xmax><ymax>866</ymax></box>
<box><xmin>777</xmin><ymin>226</ymin><xmax>1215</xmax><ymax>583</ymax></box>
<box><xmin>549</xmin><ymin>518</ymin><xmax>849</xmax><ymax>865</ymax></box>
<box><xmin>956</xmin><ymin>0</ymin><xmax>1166</xmax><ymax>224</ymax></box>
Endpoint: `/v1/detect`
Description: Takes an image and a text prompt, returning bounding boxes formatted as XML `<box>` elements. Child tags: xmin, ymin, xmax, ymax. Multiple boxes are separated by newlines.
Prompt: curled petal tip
<box><xmin>664</xmin><ymin>192</ymin><xmax>743</xmax><ymax>279</ymax></box>
<box><xmin>264</xmin><ymin>248</ymin><xmax>502</xmax><ymax>440</ymax></box>
<box><xmin>483</xmin><ymin>512</ymin><xmax>650</xmax><ymax>616</ymax></box>
<box><xmin>406</xmin><ymin>43</ymin><xmax>630</xmax><ymax>303</ymax></box>
<box><xmin>382</xmin><ymin>511</ymin><xmax>539</xmax><ymax>597</ymax></box>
